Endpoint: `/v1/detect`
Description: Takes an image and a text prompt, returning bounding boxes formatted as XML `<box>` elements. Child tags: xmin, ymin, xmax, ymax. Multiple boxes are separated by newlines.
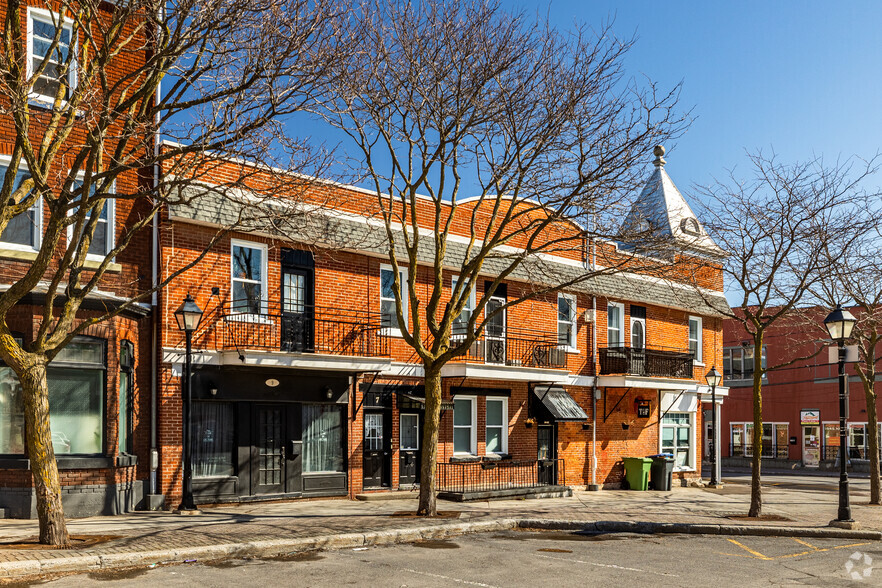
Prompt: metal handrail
<box><xmin>599</xmin><ymin>346</ymin><xmax>694</xmax><ymax>378</ymax></box>
<box><xmin>436</xmin><ymin>458</ymin><xmax>565</xmax><ymax>493</ymax></box>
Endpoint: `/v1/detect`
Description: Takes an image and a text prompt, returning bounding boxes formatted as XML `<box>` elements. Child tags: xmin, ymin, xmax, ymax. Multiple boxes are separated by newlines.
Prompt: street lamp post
<box><xmin>705</xmin><ymin>366</ymin><xmax>723</xmax><ymax>487</ymax></box>
<box><xmin>823</xmin><ymin>304</ymin><xmax>857</xmax><ymax>524</ymax></box>
<box><xmin>175</xmin><ymin>294</ymin><xmax>204</xmax><ymax>513</ymax></box>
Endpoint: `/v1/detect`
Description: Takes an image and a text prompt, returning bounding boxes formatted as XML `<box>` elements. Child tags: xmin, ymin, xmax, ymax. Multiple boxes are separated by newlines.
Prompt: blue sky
<box><xmin>526</xmin><ymin>1</ymin><xmax>882</xmax><ymax>196</ymax></box>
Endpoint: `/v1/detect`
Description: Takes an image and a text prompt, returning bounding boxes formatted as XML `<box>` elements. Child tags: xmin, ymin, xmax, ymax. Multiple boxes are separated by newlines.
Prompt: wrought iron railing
<box><xmin>729</xmin><ymin>443</ymin><xmax>789</xmax><ymax>459</ymax></box>
<box><xmin>822</xmin><ymin>446</ymin><xmax>882</xmax><ymax>461</ymax></box>
<box><xmin>437</xmin><ymin>459</ymin><xmax>565</xmax><ymax>493</ymax></box>
<box><xmin>449</xmin><ymin>329</ymin><xmax>568</xmax><ymax>370</ymax></box>
<box><xmin>220</xmin><ymin>301</ymin><xmax>390</xmax><ymax>357</ymax></box>
<box><xmin>599</xmin><ymin>346</ymin><xmax>694</xmax><ymax>378</ymax></box>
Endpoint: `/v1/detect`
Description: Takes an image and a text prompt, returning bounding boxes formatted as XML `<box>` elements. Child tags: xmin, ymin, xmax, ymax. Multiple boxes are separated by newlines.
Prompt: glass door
<box><xmin>281</xmin><ymin>268</ymin><xmax>312</xmax><ymax>351</ymax></box>
<box><xmin>803</xmin><ymin>425</ymin><xmax>820</xmax><ymax>467</ymax></box>
<box><xmin>485</xmin><ymin>296</ymin><xmax>506</xmax><ymax>364</ymax></box>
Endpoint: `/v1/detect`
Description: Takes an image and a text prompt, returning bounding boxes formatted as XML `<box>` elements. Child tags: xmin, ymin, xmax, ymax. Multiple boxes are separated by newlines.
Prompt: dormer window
<box><xmin>680</xmin><ymin>217</ymin><xmax>700</xmax><ymax>236</ymax></box>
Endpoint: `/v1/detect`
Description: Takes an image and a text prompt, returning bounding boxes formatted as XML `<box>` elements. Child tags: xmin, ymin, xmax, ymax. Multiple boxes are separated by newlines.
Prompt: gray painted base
<box><xmin>0</xmin><ymin>479</ymin><xmax>146</xmax><ymax>519</ymax></box>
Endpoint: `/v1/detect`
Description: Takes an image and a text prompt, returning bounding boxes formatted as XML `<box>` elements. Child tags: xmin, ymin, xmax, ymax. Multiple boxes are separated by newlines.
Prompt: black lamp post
<box><xmin>823</xmin><ymin>304</ymin><xmax>857</xmax><ymax>524</ymax></box>
<box><xmin>705</xmin><ymin>366</ymin><xmax>723</xmax><ymax>487</ymax></box>
<box><xmin>175</xmin><ymin>293</ymin><xmax>203</xmax><ymax>513</ymax></box>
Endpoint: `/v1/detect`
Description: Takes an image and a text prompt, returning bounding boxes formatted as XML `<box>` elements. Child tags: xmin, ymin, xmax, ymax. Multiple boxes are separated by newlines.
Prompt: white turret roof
<box><xmin>622</xmin><ymin>145</ymin><xmax>725</xmax><ymax>257</ymax></box>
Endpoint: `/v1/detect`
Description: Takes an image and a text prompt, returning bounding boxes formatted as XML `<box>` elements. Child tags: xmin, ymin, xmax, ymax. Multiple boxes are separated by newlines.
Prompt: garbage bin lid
<box><xmin>648</xmin><ymin>453</ymin><xmax>674</xmax><ymax>459</ymax></box>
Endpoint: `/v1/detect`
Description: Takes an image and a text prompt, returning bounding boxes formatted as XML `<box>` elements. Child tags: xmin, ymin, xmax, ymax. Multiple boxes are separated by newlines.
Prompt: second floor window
<box><xmin>380</xmin><ymin>265</ymin><xmax>407</xmax><ymax>335</ymax></box>
<box><xmin>451</xmin><ymin>275</ymin><xmax>474</xmax><ymax>337</ymax></box>
<box><xmin>607</xmin><ymin>302</ymin><xmax>624</xmax><ymax>347</ymax></box>
<box><xmin>723</xmin><ymin>346</ymin><xmax>767</xmax><ymax>381</ymax></box>
<box><xmin>688</xmin><ymin>316</ymin><xmax>702</xmax><ymax>362</ymax></box>
<box><xmin>28</xmin><ymin>8</ymin><xmax>76</xmax><ymax>103</ymax></box>
<box><xmin>231</xmin><ymin>240</ymin><xmax>266</xmax><ymax>314</ymax></box>
<box><xmin>558</xmin><ymin>294</ymin><xmax>576</xmax><ymax>349</ymax></box>
<box><xmin>0</xmin><ymin>166</ymin><xmax>39</xmax><ymax>251</ymax></box>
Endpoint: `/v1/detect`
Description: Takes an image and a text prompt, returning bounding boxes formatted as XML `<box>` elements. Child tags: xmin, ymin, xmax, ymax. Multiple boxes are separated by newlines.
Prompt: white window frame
<box><xmin>452</xmin><ymin>395</ymin><xmax>477</xmax><ymax>455</ymax></box>
<box><xmin>66</xmin><ymin>185</ymin><xmax>115</xmax><ymax>262</ymax></box>
<box><xmin>27</xmin><ymin>7</ymin><xmax>77</xmax><ymax>107</ymax></box>
<box><xmin>230</xmin><ymin>238</ymin><xmax>268</xmax><ymax>315</ymax></box>
<box><xmin>688</xmin><ymin>316</ymin><xmax>703</xmax><ymax>364</ymax></box>
<box><xmin>607</xmin><ymin>302</ymin><xmax>624</xmax><ymax>347</ymax></box>
<box><xmin>630</xmin><ymin>316</ymin><xmax>646</xmax><ymax>349</ymax></box>
<box><xmin>400</xmin><ymin>413</ymin><xmax>419</xmax><ymax>451</ymax></box>
<box><xmin>0</xmin><ymin>157</ymin><xmax>41</xmax><ymax>252</ymax></box>
<box><xmin>484</xmin><ymin>397</ymin><xmax>508</xmax><ymax>455</ymax></box>
<box><xmin>660</xmin><ymin>411</ymin><xmax>696</xmax><ymax>472</ymax></box>
<box><xmin>557</xmin><ymin>293</ymin><xmax>578</xmax><ymax>352</ymax></box>
<box><xmin>737</xmin><ymin>421</ymin><xmax>789</xmax><ymax>458</ymax></box>
<box><xmin>451</xmin><ymin>275</ymin><xmax>475</xmax><ymax>339</ymax></box>
<box><xmin>380</xmin><ymin>264</ymin><xmax>408</xmax><ymax>337</ymax></box>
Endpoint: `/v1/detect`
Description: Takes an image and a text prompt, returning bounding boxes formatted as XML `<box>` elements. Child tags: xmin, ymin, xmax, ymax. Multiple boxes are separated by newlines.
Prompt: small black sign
<box><xmin>636</xmin><ymin>402</ymin><xmax>651</xmax><ymax>418</ymax></box>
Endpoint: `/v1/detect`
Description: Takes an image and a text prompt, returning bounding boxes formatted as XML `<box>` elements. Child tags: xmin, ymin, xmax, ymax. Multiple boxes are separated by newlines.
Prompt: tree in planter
<box><xmin>812</xmin><ymin>214</ymin><xmax>882</xmax><ymax>504</ymax></box>
<box><xmin>0</xmin><ymin>0</ymin><xmax>340</xmax><ymax>545</ymax></box>
<box><xmin>695</xmin><ymin>153</ymin><xmax>875</xmax><ymax>517</ymax></box>
<box><xmin>313</xmin><ymin>0</ymin><xmax>691</xmax><ymax>516</ymax></box>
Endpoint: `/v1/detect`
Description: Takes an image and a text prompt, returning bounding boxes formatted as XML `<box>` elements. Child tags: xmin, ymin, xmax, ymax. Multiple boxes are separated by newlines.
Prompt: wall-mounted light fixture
<box><xmin>209</xmin><ymin>388</ymin><xmax>218</xmax><ymax>396</ymax></box>
<box><xmin>324</xmin><ymin>385</ymin><xmax>334</xmax><ymax>399</ymax></box>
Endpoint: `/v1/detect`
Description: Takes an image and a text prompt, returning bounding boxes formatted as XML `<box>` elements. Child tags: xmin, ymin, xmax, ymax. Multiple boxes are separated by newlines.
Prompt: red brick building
<box><xmin>721</xmin><ymin>309</ymin><xmax>882</xmax><ymax>470</ymax></box>
<box><xmin>0</xmin><ymin>2</ymin><xmax>153</xmax><ymax>517</ymax></box>
<box><xmin>153</xmin><ymin>147</ymin><xmax>730</xmax><ymax>507</ymax></box>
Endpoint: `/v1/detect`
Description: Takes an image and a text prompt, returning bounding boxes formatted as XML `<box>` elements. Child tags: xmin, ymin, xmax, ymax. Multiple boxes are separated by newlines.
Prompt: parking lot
<box><xmin>22</xmin><ymin>529</ymin><xmax>879</xmax><ymax>587</ymax></box>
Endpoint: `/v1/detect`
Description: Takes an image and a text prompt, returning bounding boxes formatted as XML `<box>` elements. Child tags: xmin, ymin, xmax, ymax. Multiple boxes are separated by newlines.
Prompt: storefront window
<box><xmin>303</xmin><ymin>404</ymin><xmax>343</xmax><ymax>473</ymax></box>
<box><xmin>0</xmin><ymin>337</ymin><xmax>105</xmax><ymax>456</ymax></box>
<box><xmin>192</xmin><ymin>402</ymin><xmax>235</xmax><ymax>477</ymax></box>
<box><xmin>662</xmin><ymin>413</ymin><xmax>692</xmax><ymax>468</ymax></box>
<box><xmin>0</xmin><ymin>367</ymin><xmax>24</xmax><ymax>454</ymax></box>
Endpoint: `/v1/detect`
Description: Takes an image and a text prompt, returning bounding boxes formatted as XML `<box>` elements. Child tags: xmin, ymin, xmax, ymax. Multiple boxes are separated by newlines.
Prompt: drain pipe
<box><xmin>148</xmin><ymin>8</ymin><xmax>164</xmax><ymax>504</ymax></box>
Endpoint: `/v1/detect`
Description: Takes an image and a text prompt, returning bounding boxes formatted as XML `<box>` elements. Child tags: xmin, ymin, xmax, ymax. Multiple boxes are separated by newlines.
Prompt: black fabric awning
<box><xmin>532</xmin><ymin>386</ymin><xmax>588</xmax><ymax>422</ymax></box>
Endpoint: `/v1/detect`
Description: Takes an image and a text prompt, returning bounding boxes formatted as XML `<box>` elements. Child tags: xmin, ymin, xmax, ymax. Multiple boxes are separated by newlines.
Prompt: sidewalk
<box><xmin>2</xmin><ymin>476</ymin><xmax>881</xmax><ymax>579</ymax></box>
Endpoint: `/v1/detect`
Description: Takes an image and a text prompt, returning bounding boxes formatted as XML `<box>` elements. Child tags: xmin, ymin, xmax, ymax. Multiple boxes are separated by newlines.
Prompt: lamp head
<box><xmin>705</xmin><ymin>365</ymin><xmax>722</xmax><ymax>388</ymax></box>
<box><xmin>174</xmin><ymin>294</ymin><xmax>204</xmax><ymax>333</ymax></box>
<box><xmin>823</xmin><ymin>304</ymin><xmax>856</xmax><ymax>343</ymax></box>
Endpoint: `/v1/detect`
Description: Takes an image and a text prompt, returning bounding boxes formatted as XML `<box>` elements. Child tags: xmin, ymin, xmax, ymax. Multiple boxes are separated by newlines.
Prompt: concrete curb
<box><xmin>516</xmin><ymin>519</ymin><xmax>882</xmax><ymax>540</ymax></box>
<box><xmin>0</xmin><ymin>519</ymin><xmax>520</xmax><ymax>580</ymax></box>
<box><xmin>2</xmin><ymin>517</ymin><xmax>879</xmax><ymax>580</ymax></box>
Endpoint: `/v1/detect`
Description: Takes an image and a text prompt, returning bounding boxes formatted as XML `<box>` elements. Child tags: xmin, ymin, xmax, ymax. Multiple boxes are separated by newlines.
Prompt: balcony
<box><xmin>598</xmin><ymin>346</ymin><xmax>694</xmax><ymax>379</ymax></box>
<box><xmin>219</xmin><ymin>302</ymin><xmax>390</xmax><ymax>359</ymax></box>
<box><xmin>451</xmin><ymin>329</ymin><xmax>568</xmax><ymax>370</ymax></box>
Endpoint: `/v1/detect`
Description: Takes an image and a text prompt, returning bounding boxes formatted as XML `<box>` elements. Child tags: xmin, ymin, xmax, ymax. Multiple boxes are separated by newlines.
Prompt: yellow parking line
<box><xmin>727</xmin><ymin>539</ymin><xmax>772</xmax><ymax>560</ymax></box>
<box><xmin>791</xmin><ymin>538</ymin><xmax>819</xmax><ymax>550</ymax></box>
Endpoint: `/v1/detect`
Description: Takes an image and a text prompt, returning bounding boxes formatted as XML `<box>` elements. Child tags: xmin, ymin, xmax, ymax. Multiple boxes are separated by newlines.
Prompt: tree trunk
<box><xmin>20</xmin><ymin>361</ymin><xmax>70</xmax><ymax>546</ymax></box>
<box><xmin>864</xmin><ymin>368</ymin><xmax>880</xmax><ymax>505</ymax></box>
<box><xmin>417</xmin><ymin>365</ymin><xmax>442</xmax><ymax>516</ymax></box>
<box><xmin>748</xmin><ymin>362</ymin><xmax>763</xmax><ymax>518</ymax></box>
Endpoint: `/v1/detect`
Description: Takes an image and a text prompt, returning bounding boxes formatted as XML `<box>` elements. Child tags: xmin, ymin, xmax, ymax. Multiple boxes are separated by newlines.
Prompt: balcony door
<box><xmin>281</xmin><ymin>265</ymin><xmax>314</xmax><ymax>352</ymax></box>
<box><xmin>630</xmin><ymin>316</ymin><xmax>646</xmax><ymax>375</ymax></box>
<box><xmin>485</xmin><ymin>296</ymin><xmax>506</xmax><ymax>364</ymax></box>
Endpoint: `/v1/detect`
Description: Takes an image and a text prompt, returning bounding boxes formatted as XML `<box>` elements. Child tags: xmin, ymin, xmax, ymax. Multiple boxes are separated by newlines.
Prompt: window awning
<box><xmin>532</xmin><ymin>386</ymin><xmax>587</xmax><ymax>422</ymax></box>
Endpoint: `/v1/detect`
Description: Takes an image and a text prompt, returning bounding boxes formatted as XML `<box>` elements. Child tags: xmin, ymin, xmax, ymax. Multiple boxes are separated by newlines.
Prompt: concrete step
<box><xmin>438</xmin><ymin>485</ymin><xmax>572</xmax><ymax>502</ymax></box>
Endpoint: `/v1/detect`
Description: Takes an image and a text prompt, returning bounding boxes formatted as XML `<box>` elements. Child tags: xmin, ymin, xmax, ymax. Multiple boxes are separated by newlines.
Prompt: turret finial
<box><xmin>653</xmin><ymin>144</ymin><xmax>666</xmax><ymax>167</ymax></box>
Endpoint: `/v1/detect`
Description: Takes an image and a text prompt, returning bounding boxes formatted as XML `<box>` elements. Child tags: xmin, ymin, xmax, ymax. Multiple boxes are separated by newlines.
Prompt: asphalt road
<box><xmin>17</xmin><ymin>530</ymin><xmax>881</xmax><ymax>587</ymax></box>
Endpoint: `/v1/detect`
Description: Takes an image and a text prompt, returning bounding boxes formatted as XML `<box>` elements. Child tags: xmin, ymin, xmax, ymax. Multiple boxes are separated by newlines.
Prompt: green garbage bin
<box><xmin>623</xmin><ymin>457</ymin><xmax>652</xmax><ymax>491</ymax></box>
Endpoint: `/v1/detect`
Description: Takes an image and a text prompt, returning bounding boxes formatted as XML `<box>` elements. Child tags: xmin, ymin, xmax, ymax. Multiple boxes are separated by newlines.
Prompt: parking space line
<box><xmin>727</xmin><ymin>539</ymin><xmax>772</xmax><ymax>560</ymax></box>
<box><xmin>534</xmin><ymin>552</ymin><xmax>680</xmax><ymax>577</ymax></box>
<box><xmin>791</xmin><ymin>538</ymin><xmax>819</xmax><ymax>551</ymax></box>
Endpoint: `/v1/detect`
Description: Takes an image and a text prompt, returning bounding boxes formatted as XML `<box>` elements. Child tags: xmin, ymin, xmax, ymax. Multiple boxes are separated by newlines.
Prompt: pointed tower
<box><xmin>622</xmin><ymin>145</ymin><xmax>724</xmax><ymax>257</ymax></box>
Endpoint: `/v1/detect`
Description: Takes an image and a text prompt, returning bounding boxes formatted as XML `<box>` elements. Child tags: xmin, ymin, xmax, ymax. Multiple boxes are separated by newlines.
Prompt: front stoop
<box><xmin>438</xmin><ymin>485</ymin><xmax>572</xmax><ymax>502</ymax></box>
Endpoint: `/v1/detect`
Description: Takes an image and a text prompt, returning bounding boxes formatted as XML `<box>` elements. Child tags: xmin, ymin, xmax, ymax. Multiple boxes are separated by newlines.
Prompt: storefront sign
<box><xmin>636</xmin><ymin>400</ymin><xmax>651</xmax><ymax>418</ymax></box>
<box><xmin>800</xmin><ymin>409</ymin><xmax>820</xmax><ymax>425</ymax></box>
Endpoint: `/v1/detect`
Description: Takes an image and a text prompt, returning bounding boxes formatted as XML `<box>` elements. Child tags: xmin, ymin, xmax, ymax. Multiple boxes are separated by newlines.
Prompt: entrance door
<box><xmin>399</xmin><ymin>413</ymin><xmax>421</xmax><ymax>486</ymax></box>
<box><xmin>363</xmin><ymin>412</ymin><xmax>389</xmax><ymax>488</ymax></box>
<box><xmin>537</xmin><ymin>424</ymin><xmax>557</xmax><ymax>485</ymax></box>
<box><xmin>251</xmin><ymin>404</ymin><xmax>302</xmax><ymax>495</ymax></box>
<box><xmin>485</xmin><ymin>296</ymin><xmax>506</xmax><ymax>364</ymax></box>
<box><xmin>803</xmin><ymin>425</ymin><xmax>821</xmax><ymax>468</ymax></box>
<box><xmin>281</xmin><ymin>267</ymin><xmax>313</xmax><ymax>352</ymax></box>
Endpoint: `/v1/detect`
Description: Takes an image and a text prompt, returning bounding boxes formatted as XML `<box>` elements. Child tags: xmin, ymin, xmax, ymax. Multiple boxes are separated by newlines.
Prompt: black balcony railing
<box><xmin>450</xmin><ymin>329</ymin><xmax>568</xmax><ymax>370</ymax></box>
<box><xmin>821</xmin><ymin>446</ymin><xmax>882</xmax><ymax>461</ymax></box>
<box><xmin>220</xmin><ymin>301</ymin><xmax>389</xmax><ymax>358</ymax></box>
<box><xmin>437</xmin><ymin>459</ymin><xmax>565</xmax><ymax>493</ymax></box>
<box><xmin>729</xmin><ymin>443</ymin><xmax>789</xmax><ymax>459</ymax></box>
<box><xmin>599</xmin><ymin>346</ymin><xmax>694</xmax><ymax>378</ymax></box>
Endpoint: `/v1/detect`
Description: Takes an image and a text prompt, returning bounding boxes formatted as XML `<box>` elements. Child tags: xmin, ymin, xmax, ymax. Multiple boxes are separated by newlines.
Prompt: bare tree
<box><xmin>812</xmin><ymin>206</ymin><xmax>882</xmax><ymax>503</ymax></box>
<box><xmin>310</xmin><ymin>0</ymin><xmax>690</xmax><ymax>516</ymax></box>
<box><xmin>0</xmin><ymin>0</ymin><xmax>341</xmax><ymax>545</ymax></box>
<box><xmin>696</xmin><ymin>153</ymin><xmax>875</xmax><ymax>517</ymax></box>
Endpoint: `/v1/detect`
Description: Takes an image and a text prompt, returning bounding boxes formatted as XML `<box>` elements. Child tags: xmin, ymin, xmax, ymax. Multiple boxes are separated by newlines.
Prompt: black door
<box><xmin>281</xmin><ymin>267</ymin><xmax>313</xmax><ymax>352</ymax></box>
<box><xmin>537</xmin><ymin>424</ymin><xmax>557</xmax><ymax>485</ymax></box>
<box><xmin>251</xmin><ymin>404</ymin><xmax>302</xmax><ymax>495</ymax></box>
<box><xmin>399</xmin><ymin>412</ymin><xmax>422</xmax><ymax>486</ymax></box>
<box><xmin>363</xmin><ymin>411</ymin><xmax>390</xmax><ymax>488</ymax></box>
